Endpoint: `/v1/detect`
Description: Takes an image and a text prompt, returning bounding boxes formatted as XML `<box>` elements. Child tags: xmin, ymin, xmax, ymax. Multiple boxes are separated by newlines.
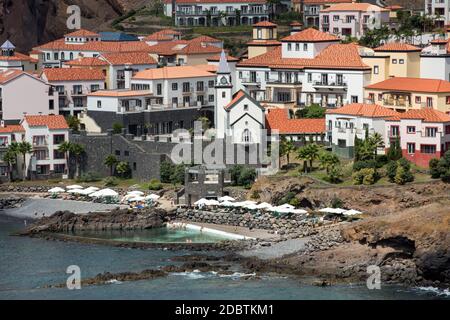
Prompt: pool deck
<box><xmin>174</xmin><ymin>221</ymin><xmax>279</xmax><ymax>240</ymax></box>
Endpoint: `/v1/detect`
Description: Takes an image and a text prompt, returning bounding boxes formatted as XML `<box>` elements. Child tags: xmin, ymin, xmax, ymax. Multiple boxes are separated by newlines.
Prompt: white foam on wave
<box><xmin>171</xmin><ymin>270</ymin><xmax>207</xmax><ymax>279</ymax></box>
<box><xmin>105</xmin><ymin>279</ymin><xmax>122</xmax><ymax>285</ymax></box>
<box><xmin>218</xmin><ymin>272</ymin><xmax>256</xmax><ymax>279</ymax></box>
<box><xmin>416</xmin><ymin>286</ymin><xmax>450</xmax><ymax>297</ymax></box>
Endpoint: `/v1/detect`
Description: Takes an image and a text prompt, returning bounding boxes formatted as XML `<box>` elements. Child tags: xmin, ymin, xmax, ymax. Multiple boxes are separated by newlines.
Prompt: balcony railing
<box><xmin>176</xmin><ymin>9</ymin><xmax>269</xmax><ymax>16</ymax></box>
<box><xmin>33</xmin><ymin>141</ymin><xmax>48</xmax><ymax>147</ymax></box>
<box><xmin>383</xmin><ymin>99</ymin><xmax>409</xmax><ymax>107</ymax></box>
<box><xmin>266</xmin><ymin>79</ymin><xmax>302</xmax><ymax>85</ymax></box>
<box><xmin>241</xmin><ymin>77</ymin><xmax>261</xmax><ymax>85</ymax></box>
<box><xmin>313</xmin><ymin>81</ymin><xmax>347</xmax><ymax>88</ymax></box>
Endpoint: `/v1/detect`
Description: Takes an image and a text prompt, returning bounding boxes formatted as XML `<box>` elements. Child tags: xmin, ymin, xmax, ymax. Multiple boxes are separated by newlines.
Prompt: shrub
<box><xmin>250</xmin><ymin>190</ymin><xmax>260</xmax><ymax>200</ymax></box>
<box><xmin>278</xmin><ymin>191</ymin><xmax>296</xmax><ymax>206</ymax></box>
<box><xmin>388</xmin><ymin>159</ymin><xmax>414</xmax><ymax>184</ymax></box>
<box><xmin>386</xmin><ymin>160</ymin><xmax>398</xmax><ymax>182</ymax></box>
<box><xmin>170</xmin><ymin>163</ymin><xmax>187</xmax><ymax>185</ymax></box>
<box><xmin>326</xmin><ymin>165</ymin><xmax>343</xmax><ymax>184</ymax></box>
<box><xmin>77</xmin><ymin>171</ymin><xmax>102</xmax><ymax>182</ymax></box>
<box><xmin>115</xmin><ymin>161</ymin><xmax>131</xmax><ymax>179</ymax></box>
<box><xmin>148</xmin><ymin>179</ymin><xmax>163</xmax><ymax>191</ymax></box>
<box><xmin>331</xmin><ymin>196</ymin><xmax>344</xmax><ymax>209</ymax></box>
<box><xmin>375</xmin><ymin>155</ymin><xmax>389</xmax><ymax>167</ymax></box>
<box><xmin>353</xmin><ymin>160</ymin><xmax>377</xmax><ymax>172</ymax></box>
<box><xmin>112</xmin><ymin>122</ymin><xmax>124</xmax><ymax>134</ymax></box>
<box><xmin>289</xmin><ymin>197</ymin><xmax>300</xmax><ymax>207</ymax></box>
<box><xmin>429</xmin><ymin>158</ymin><xmax>441</xmax><ymax>179</ymax></box>
<box><xmin>238</xmin><ymin>167</ymin><xmax>257</xmax><ymax>188</ymax></box>
<box><xmin>160</xmin><ymin>161</ymin><xmax>175</xmax><ymax>184</ymax></box>
<box><xmin>103</xmin><ymin>176</ymin><xmax>119</xmax><ymax>187</ymax></box>
<box><xmin>352</xmin><ymin>168</ymin><xmax>376</xmax><ymax>185</ymax></box>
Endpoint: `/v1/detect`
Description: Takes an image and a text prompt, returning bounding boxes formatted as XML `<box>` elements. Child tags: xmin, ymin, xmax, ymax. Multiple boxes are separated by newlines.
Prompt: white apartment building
<box><xmin>293</xmin><ymin>0</ymin><xmax>355</xmax><ymax>27</ymax></box>
<box><xmin>236</xmin><ymin>27</ymin><xmax>372</xmax><ymax>108</ymax></box>
<box><xmin>164</xmin><ymin>0</ymin><xmax>270</xmax><ymax>26</ymax></box>
<box><xmin>0</xmin><ymin>40</ymin><xmax>39</xmax><ymax>72</ymax></box>
<box><xmin>41</xmin><ymin>68</ymin><xmax>106</xmax><ymax>117</ymax></box>
<box><xmin>325</xmin><ymin>103</ymin><xmax>399</xmax><ymax>158</ymax></box>
<box><xmin>0</xmin><ymin>70</ymin><xmax>57</xmax><ymax>123</ymax></box>
<box><xmin>425</xmin><ymin>0</ymin><xmax>450</xmax><ymax>28</ymax></box>
<box><xmin>420</xmin><ymin>39</ymin><xmax>450</xmax><ymax>81</ymax></box>
<box><xmin>319</xmin><ymin>3</ymin><xmax>390</xmax><ymax>39</ymax></box>
<box><xmin>0</xmin><ymin>115</ymin><xmax>69</xmax><ymax>180</ymax></box>
<box><xmin>130</xmin><ymin>65</ymin><xmax>217</xmax><ymax>110</ymax></box>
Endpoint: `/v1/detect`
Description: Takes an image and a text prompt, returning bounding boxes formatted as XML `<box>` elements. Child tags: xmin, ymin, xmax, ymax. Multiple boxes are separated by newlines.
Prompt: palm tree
<box><xmin>58</xmin><ymin>141</ymin><xmax>72</xmax><ymax>176</ymax></box>
<box><xmin>3</xmin><ymin>149</ymin><xmax>17</xmax><ymax>182</ymax></box>
<box><xmin>70</xmin><ymin>143</ymin><xmax>85</xmax><ymax>178</ymax></box>
<box><xmin>368</xmin><ymin>132</ymin><xmax>384</xmax><ymax>158</ymax></box>
<box><xmin>280</xmin><ymin>137</ymin><xmax>296</xmax><ymax>166</ymax></box>
<box><xmin>319</xmin><ymin>151</ymin><xmax>340</xmax><ymax>174</ymax></box>
<box><xmin>104</xmin><ymin>154</ymin><xmax>118</xmax><ymax>176</ymax></box>
<box><xmin>297</xmin><ymin>146</ymin><xmax>309</xmax><ymax>173</ymax></box>
<box><xmin>304</xmin><ymin>143</ymin><xmax>321</xmax><ymax>171</ymax></box>
<box><xmin>16</xmin><ymin>141</ymin><xmax>32</xmax><ymax>180</ymax></box>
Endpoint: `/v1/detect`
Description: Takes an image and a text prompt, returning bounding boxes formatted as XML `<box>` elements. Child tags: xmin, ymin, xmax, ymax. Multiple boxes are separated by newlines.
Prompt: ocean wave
<box><xmin>218</xmin><ymin>272</ymin><xmax>256</xmax><ymax>279</ymax></box>
<box><xmin>416</xmin><ymin>286</ymin><xmax>450</xmax><ymax>297</ymax></box>
<box><xmin>171</xmin><ymin>270</ymin><xmax>207</xmax><ymax>279</ymax></box>
<box><xmin>105</xmin><ymin>279</ymin><xmax>122</xmax><ymax>285</ymax></box>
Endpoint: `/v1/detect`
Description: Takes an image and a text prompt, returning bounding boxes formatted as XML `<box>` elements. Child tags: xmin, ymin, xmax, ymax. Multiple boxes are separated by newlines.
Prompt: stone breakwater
<box><xmin>0</xmin><ymin>197</ymin><xmax>26</xmax><ymax>210</ymax></box>
<box><xmin>176</xmin><ymin>209</ymin><xmax>320</xmax><ymax>239</ymax></box>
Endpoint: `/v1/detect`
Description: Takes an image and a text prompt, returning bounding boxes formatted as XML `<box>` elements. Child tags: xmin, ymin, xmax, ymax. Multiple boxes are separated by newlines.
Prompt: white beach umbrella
<box><xmin>343</xmin><ymin>209</ymin><xmax>362</xmax><ymax>216</ymax></box>
<box><xmin>90</xmin><ymin>188</ymin><xmax>118</xmax><ymax>198</ymax></box>
<box><xmin>48</xmin><ymin>187</ymin><xmax>65</xmax><ymax>193</ymax></box>
<box><xmin>319</xmin><ymin>208</ymin><xmax>347</xmax><ymax>214</ymax></box>
<box><xmin>277</xmin><ymin>203</ymin><xmax>295</xmax><ymax>210</ymax></box>
<box><xmin>240</xmin><ymin>200</ymin><xmax>257</xmax><ymax>206</ymax></box>
<box><xmin>206</xmin><ymin>199</ymin><xmax>220</xmax><ymax>206</ymax></box>
<box><xmin>128</xmin><ymin>196</ymin><xmax>145</xmax><ymax>202</ymax></box>
<box><xmin>194</xmin><ymin>198</ymin><xmax>209</xmax><ymax>206</ymax></box>
<box><xmin>66</xmin><ymin>185</ymin><xmax>83</xmax><ymax>190</ymax></box>
<box><xmin>219</xmin><ymin>201</ymin><xmax>235</xmax><ymax>207</ymax></box>
<box><xmin>87</xmin><ymin>186</ymin><xmax>100</xmax><ymax>191</ymax></box>
<box><xmin>218</xmin><ymin>196</ymin><xmax>235</xmax><ymax>202</ymax></box>
<box><xmin>67</xmin><ymin>189</ymin><xmax>84</xmax><ymax>194</ymax></box>
<box><xmin>292</xmin><ymin>209</ymin><xmax>308</xmax><ymax>214</ymax></box>
<box><xmin>127</xmin><ymin>190</ymin><xmax>144</xmax><ymax>196</ymax></box>
<box><xmin>244</xmin><ymin>204</ymin><xmax>259</xmax><ymax>210</ymax></box>
<box><xmin>145</xmin><ymin>194</ymin><xmax>160</xmax><ymax>200</ymax></box>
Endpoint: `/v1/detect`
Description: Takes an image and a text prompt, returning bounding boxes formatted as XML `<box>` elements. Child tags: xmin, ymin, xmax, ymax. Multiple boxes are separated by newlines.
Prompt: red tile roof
<box><xmin>247</xmin><ymin>39</ymin><xmax>281</xmax><ymax>46</ymax></box>
<box><xmin>366</xmin><ymin>77</ymin><xmax>450</xmax><ymax>93</ymax></box>
<box><xmin>64</xmin><ymin>57</ymin><xmax>109</xmax><ymax>67</ymax></box>
<box><xmin>326</xmin><ymin>103</ymin><xmax>399</xmax><ymax>118</ymax></box>
<box><xmin>374</xmin><ymin>43</ymin><xmax>421</xmax><ymax>52</ymax></box>
<box><xmin>146</xmin><ymin>38</ymin><xmax>222</xmax><ymax>56</ymax></box>
<box><xmin>290</xmin><ymin>21</ymin><xmax>303</xmax><ymax>26</ymax></box>
<box><xmin>207</xmin><ymin>54</ymin><xmax>239</xmax><ymax>62</ymax></box>
<box><xmin>143</xmin><ymin>29</ymin><xmax>182</xmax><ymax>41</ymax></box>
<box><xmin>0</xmin><ymin>69</ymin><xmax>26</xmax><ymax>84</ymax></box>
<box><xmin>133</xmin><ymin>65</ymin><xmax>215</xmax><ymax>80</ymax></box>
<box><xmin>88</xmin><ymin>90</ymin><xmax>152</xmax><ymax>97</ymax></box>
<box><xmin>266</xmin><ymin>108</ymin><xmax>325</xmax><ymax>134</ymax></box>
<box><xmin>24</xmin><ymin>115</ymin><xmax>69</xmax><ymax>130</ymax></box>
<box><xmin>282</xmin><ymin>28</ymin><xmax>340</xmax><ymax>42</ymax></box>
<box><xmin>0</xmin><ymin>52</ymin><xmax>38</xmax><ymax>62</ymax></box>
<box><xmin>253</xmin><ymin>21</ymin><xmax>277</xmax><ymax>27</ymax></box>
<box><xmin>42</xmin><ymin>68</ymin><xmax>106</xmax><ymax>81</ymax></box>
<box><xmin>35</xmin><ymin>39</ymin><xmax>153</xmax><ymax>53</ymax></box>
<box><xmin>386</xmin><ymin>109</ymin><xmax>450</xmax><ymax>123</ymax></box>
<box><xmin>65</xmin><ymin>29</ymin><xmax>100</xmax><ymax>38</ymax></box>
<box><xmin>0</xmin><ymin>124</ymin><xmax>25</xmax><ymax>133</ymax></box>
<box><xmin>225</xmin><ymin>90</ymin><xmax>245</xmax><ymax>110</ymax></box>
<box><xmin>293</xmin><ymin>0</ymin><xmax>353</xmax><ymax>3</ymax></box>
<box><xmin>163</xmin><ymin>0</ymin><xmax>265</xmax><ymax>2</ymax></box>
<box><xmin>101</xmin><ymin>52</ymin><xmax>157</xmax><ymax>65</ymax></box>
<box><xmin>321</xmin><ymin>3</ymin><xmax>389</xmax><ymax>12</ymax></box>
<box><xmin>238</xmin><ymin>43</ymin><xmax>370</xmax><ymax>70</ymax></box>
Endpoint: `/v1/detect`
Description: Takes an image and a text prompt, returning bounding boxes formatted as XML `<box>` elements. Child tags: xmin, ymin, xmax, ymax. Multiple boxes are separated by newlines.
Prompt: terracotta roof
<box><xmin>431</xmin><ymin>39</ymin><xmax>448</xmax><ymax>45</ymax></box>
<box><xmin>0</xmin><ymin>69</ymin><xmax>26</xmax><ymax>84</ymax></box>
<box><xmin>374</xmin><ymin>43</ymin><xmax>421</xmax><ymax>52</ymax></box>
<box><xmin>385</xmin><ymin>5</ymin><xmax>403</xmax><ymax>10</ymax></box>
<box><xmin>194</xmin><ymin>64</ymin><xmax>218</xmax><ymax>73</ymax></box>
<box><xmin>42</xmin><ymin>68</ymin><xmax>105</xmax><ymax>82</ymax></box>
<box><xmin>293</xmin><ymin>0</ymin><xmax>353</xmax><ymax>4</ymax></box>
<box><xmin>191</xmin><ymin>35</ymin><xmax>221</xmax><ymax>43</ymax></box>
<box><xmin>281</xmin><ymin>28</ymin><xmax>340</xmax><ymax>42</ymax></box>
<box><xmin>23</xmin><ymin>115</ymin><xmax>69</xmax><ymax>130</ymax></box>
<box><xmin>225</xmin><ymin>90</ymin><xmax>245</xmax><ymax>110</ymax></box>
<box><xmin>386</xmin><ymin>109</ymin><xmax>450</xmax><ymax>122</ymax></box>
<box><xmin>0</xmin><ymin>125</ymin><xmax>25</xmax><ymax>133</ymax></box>
<box><xmin>253</xmin><ymin>21</ymin><xmax>277</xmax><ymax>27</ymax></box>
<box><xmin>321</xmin><ymin>3</ymin><xmax>389</xmax><ymax>12</ymax></box>
<box><xmin>146</xmin><ymin>38</ymin><xmax>222</xmax><ymax>56</ymax></box>
<box><xmin>143</xmin><ymin>29</ymin><xmax>182</xmax><ymax>41</ymax></box>
<box><xmin>238</xmin><ymin>43</ymin><xmax>370</xmax><ymax>70</ymax></box>
<box><xmin>326</xmin><ymin>103</ymin><xmax>399</xmax><ymax>118</ymax></box>
<box><xmin>290</xmin><ymin>21</ymin><xmax>303</xmax><ymax>26</ymax></box>
<box><xmin>101</xmin><ymin>52</ymin><xmax>157</xmax><ymax>65</ymax></box>
<box><xmin>0</xmin><ymin>52</ymin><xmax>38</xmax><ymax>62</ymax></box>
<box><xmin>133</xmin><ymin>65</ymin><xmax>215</xmax><ymax>80</ymax></box>
<box><xmin>207</xmin><ymin>54</ymin><xmax>239</xmax><ymax>62</ymax></box>
<box><xmin>266</xmin><ymin>108</ymin><xmax>325</xmax><ymax>134</ymax></box>
<box><xmin>65</xmin><ymin>29</ymin><xmax>100</xmax><ymax>38</ymax></box>
<box><xmin>88</xmin><ymin>90</ymin><xmax>152</xmax><ymax>97</ymax></box>
<box><xmin>163</xmin><ymin>0</ymin><xmax>265</xmax><ymax>3</ymax></box>
<box><xmin>35</xmin><ymin>39</ymin><xmax>152</xmax><ymax>53</ymax></box>
<box><xmin>64</xmin><ymin>57</ymin><xmax>109</xmax><ymax>67</ymax></box>
<box><xmin>366</xmin><ymin>77</ymin><xmax>450</xmax><ymax>93</ymax></box>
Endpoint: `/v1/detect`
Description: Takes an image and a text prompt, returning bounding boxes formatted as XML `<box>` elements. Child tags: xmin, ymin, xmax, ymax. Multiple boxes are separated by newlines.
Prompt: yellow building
<box><xmin>247</xmin><ymin>21</ymin><xmax>281</xmax><ymax>59</ymax></box>
<box><xmin>361</xmin><ymin>43</ymin><xmax>421</xmax><ymax>85</ymax></box>
<box><xmin>365</xmin><ymin>77</ymin><xmax>450</xmax><ymax>113</ymax></box>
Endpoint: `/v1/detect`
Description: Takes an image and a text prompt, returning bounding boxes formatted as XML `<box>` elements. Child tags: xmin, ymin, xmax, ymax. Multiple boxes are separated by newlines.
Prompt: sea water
<box><xmin>0</xmin><ymin>215</ymin><xmax>447</xmax><ymax>300</ymax></box>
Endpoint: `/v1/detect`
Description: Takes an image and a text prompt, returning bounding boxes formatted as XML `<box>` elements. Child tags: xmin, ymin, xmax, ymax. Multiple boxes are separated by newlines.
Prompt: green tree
<box><xmin>358</xmin><ymin>26</ymin><xmax>390</xmax><ymax>48</ymax></box>
<box><xmin>16</xmin><ymin>141</ymin><xmax>32</xmax><ymax>180</ymax></box>
<box><xmin>319</xmin><ymin>151</ymin><xmax>340</xmax><ymax>174</ymax></box>
<box><xmin>170</xmin><ymin>163</ymin><xmax>187</xmax><ymax>185</ymax></box>
<box><xmin>295</xmin><ymin>104</ymin><xmax>326</xmax><ymax>118</ymax></box>
<box><xmin>112</xmin><ymin>123</ymin><xmax>124</xmax><ymax>134</ymax></box>
<box><xmin>115</xmin><ymin>161</ymin><xmax>131</xmax><ymax>179</ymax></box>
<box><xmin>280</xmin><ymin>137</ymin><xmax>296</xmax><ymax>166</ymax></box>
<box><xmin>327</xmin><ymin>165</ymin><xmax>343</xmax><ymax>184</ymax></box>
<box><xmin>230</xmin><ymin>165</ymin><xmax>244</xmax><ymax>185</ymax></box>
<box><xmin>66</xmin><ymin>115</ymin><xmax>81</xmax><ymax>132</ymax></box>
<box><xmin>3</xmin><ymin>149</ymin><xmax>17</xmax><ymax>182</ymax></box>
<box><xmin>104</xmin><ymin>154</ymin><xmax>118</xmax><ymax>176</ymax></box>
<box><xmin>197</xmin><ymin>116</ymin><xmax>211</xmax><ymax>132</ymax></box>
<box><xmin>160</xmin><ymin>161</ymin><xmax>175</xmax><ymax>183</ymax></box>
<box><xmin>302</xmin><ymin>143</ymin><xmax>321</xmax><ymax>171</ymax></box>
<box><xmin>368</xmin><ymin>132</ymin><xmax>384</xmax><ymax>158</ymax></box>
<box><xmin>428</xmin><ymin>151</ymin><xmax>450</xmax><ymax>182</ymax></box>
<box><xmin>387</xmin><ymin>137</ymin><xmax>402</xmax><ymax>161</ymax></box>
<box><xmin>70</xmin><ymin>143</ymin><xmax>85</xmax><ymax>178</ymax></box>
<box><xmin>58</xmin><ymin>141</ymin><xmax>72</xmax><ymax>176</ymax></box>
<box><xmin>296</xmin><ymin>146</ymin><xmax>310</xmax><ymax>173</ymax></box>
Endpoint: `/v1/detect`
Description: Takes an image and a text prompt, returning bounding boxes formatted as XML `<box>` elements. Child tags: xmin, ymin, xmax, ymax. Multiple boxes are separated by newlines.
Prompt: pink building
<box><xmin>319</xmin><ymin>3</ymin><xmax>390</xmax><ymax>39</ymax></box>
<box><xmin>385</xmin><ymin>109</ymin><xmax>450</xmax><ymax>167</ymax></box>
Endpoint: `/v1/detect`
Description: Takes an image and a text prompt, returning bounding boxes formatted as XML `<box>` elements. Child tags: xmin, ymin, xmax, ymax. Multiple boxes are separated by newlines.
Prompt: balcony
<box><xmin>382</xmin><ymin>99</ymin><xmax>410</xmax><ymax>108</ymax></box>
<box><xmin>313</xmin><ymin>81</ymin><xmax>347</xmax><ymax>89</ymax></box>
<box><xmin>266</xmin><ymin>79</ymin><xmax>302</xmax><ymax>87</ymax></box>
<box><xmin>148</xmin><ymin>101</ymin><xmax>207</xmax><ymax>111</ymax></box>
<box><xmin>241</xmin><ymin>77</ymin><xmax>261</xmax><ymax>85</ymax></box>
<box><xmin>33</xmin><ymin>141</ymin><xmax>48</xmax><ymax>148</ymax></box>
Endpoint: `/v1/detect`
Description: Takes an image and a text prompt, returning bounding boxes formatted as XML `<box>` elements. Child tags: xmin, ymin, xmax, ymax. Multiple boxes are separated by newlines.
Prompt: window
<box><xmin>425</xmin><ymin>127</ymin><xmax>438</xmax><ymax>137</ymax></box>
<box><xmin>97</xmin><ymin>100</ymin><xmax>102</xmax><ymax>108</ymax></box>
<box><xmin>172</xmin><ymin>83</ymin><xmax>178</xmax><ymax>91</ymax></box>
<box><xmin>49</xmin><ymin>100</ymin><xmax>54</xmax><ymax>110</ymax></box>
<box><xmin>374</xmin><ymin>66</ymin><xmax>379</xmax><ymax>74</ymax></box>
<box><xmin>295</xmin><ymin>43</ymin><xmax>300</xmax><ymax>51</ymax></box>
<box><xmin>407</xmin><ymin>143</ymin><xmax>415</xmax><ymax>154</ymax></box>
<box><xmin>307</xmin><ymin>73</ymin><xmax>312</xmax><ymax>83</ymax></box>
<box><xmin>239</xmin><ymin>72</ymin><xmax>243</xmax><ymax>79</ymax></box>
<box><xmin>133</xmin><ymin>162</ymin><xmax>137</xmax><ymax>171</ymax></box>
<box><xmin>345</xmin><ymin>15</ymin><xmax>355</xmax><ymax>23</ymax></box>
<box><xmin>392</xmin><ymin>59</ymin><xmax>398</xmax><ymax>64</ymax></box>
<box><xmin>446</xmin><ymin>125</ymin><xmax>450</xmax><ymax>135</ymax></box>
<box><xmin>182</xmin><ymin>82</ymin><xmax>190</xmax><ymax>93</ymax></box>
<box><xmin>53</xmin><ymin>150</ymin><xmax>65</xmax><ymax>159</ymax></box>
<box><xmin>115</xmin><ymin>150</ymin><xmax>120</xmax><ymax>156</ymax></box>
<box><xmin>287</xmin><ymin>43</ymin><xmax>292</xmax><ymax>51</ymax></box>
<box><xmin>407</xmin><ymin>126</ymin><xmax>416</xmax><ymax>134</ymax></box>
<box><xmin>208</xmin><ymin>80</ymin><xmax>214</xmax><ymax>87</ymax></box>
<box><xmin>265</xmin><ymin>72</ymin><xmax>269</xmax><ymax>81</ymax></box>
<box><xmin>209</xmin><ymin>94</ymin><xmax>214</xmax><ymax>102</ymax></box>
<box><xmin>222</xmin><ymin>92</ymin><xmax>226</xmax><ymax>98</ymax></box>
<box><xmin>415</xmin><ymin>96</ymin><xmax>421</xmax><ymax>104</ymax></box>
<box><xmin>36</xmin><ymin>165</ymin><xmax>50</xmax><ymax>175</ymax></box>
<box><xmin>54</xmin><ymin>52</ymin><xmax>59</xmax><ymax>60</ymax></box>
<box><xmin>337</xmin><ymin>139</ymin><xmax>346</xmax><ymax>148</ymax></box>
<box><xmin>333</xmin><ymin>28</ymin><xmax>339</xmax><ymax>34</ymax></box>
<box><xmin>242</xmin><ymin>129</ymin><xmax>252</xmax><ymax>143</ymax></box>
<box><xmin>34</xmin><ymin>150</ymin><xmax>48</xmax><ymax>160</ymax></box>
<box><xmin>124</xmin><ymin>151</ymin><xmax>129</xmax><ymax>156</ymax></box>
<box><xmin>333</xmin><ymin>15</ymin><xmax>339</xmax><ymax>21</ymax></box>
<box><xmin>90</xmin><ymin>84</ymin><xmax>100</xmax><ymax>92</ymax></box>
<box><xmin>351</xmin><ymin>96</ymin><xmax>358</xmax><ymax>103</ymax></box>
<box><xmin>399</xmin><ymin>59</ymin><xmax>405</xmax><ymax>64</ymax></box>
<box><xmin>54</xmin><ymin>164</ymin><xmax>65</xmax><ymax>174</ymax></box>
<box><xmin>183</xmin><ymin>96</ymin><xmax>190</xmax><ymax>105</ymax></box>
<box><xmin>244</xmin><ymin>104</ymin><xmax>249</xmax><ymax>111</ymax></box>
<box><xmin>378</xmin><ymin>94</ymin><xmax>383</xmax><ymax>101</ymax></box>
<box><xmin>421</xmin><ymin>144</ymin><xmax>436</xmax><ymax>154</ymax></box>
<box><xmin>196</xmin><ymin>81</ymin><xmax>204</xmax><ymax>91</ymax></box>
<box><xmin>390</xmin><ymin>126</ymin><xmax>399</xmax><ymax>137</ymax></box>
<box><xmin>53</xmin><ymin>134</ymin><xmax>65</xmax><ymax>145</ymax></box>
<box><xmin>303</xmin><ymin>43</ymin><xmax>308</xmax><ymax>51</ymax></box>
<box><xmin>197</xmin><ymin>95</ymin><xmax>204</xmax><ymax>104</ymax></box>
<box><xmin>157</xmin><ymin>84</ymin><xmax>162</xmax><ymax>95</ymax></box>
<box><xmin>257</xmin><ymin>28</ymin><xmax>262</xmax><ymax>39</ymax></box>
<box><xmin>426</xmin><ymin>97</ymin><xmax>433</xmax><ymax>108</ymax></box>
<box><xmin>368</xmin><ymin>93</ymin><xmax>375</xmax><ymax>102</ymax></box>
<box><xmin>446</xmin><ymin>96</ymin><xmax>450</xmax><ymax>104</ymax></box>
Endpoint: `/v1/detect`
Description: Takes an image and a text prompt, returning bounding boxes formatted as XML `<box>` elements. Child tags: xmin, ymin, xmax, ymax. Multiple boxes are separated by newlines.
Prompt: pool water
<box><xmin>61</xmin><ymin>227</ymin><xmax>234</xmax><ymax>243</ymax></box>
